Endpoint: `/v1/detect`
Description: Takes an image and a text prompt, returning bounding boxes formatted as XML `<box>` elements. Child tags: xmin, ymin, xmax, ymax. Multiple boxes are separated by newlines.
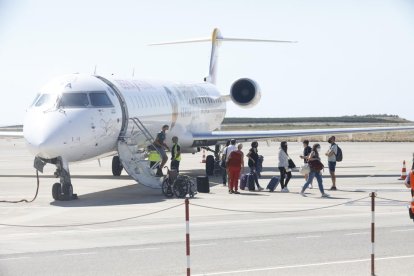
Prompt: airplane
<box><xmin>1</xmin><ymin>28</ymin><xmax>414</xmax><ymax>201</ymax></box>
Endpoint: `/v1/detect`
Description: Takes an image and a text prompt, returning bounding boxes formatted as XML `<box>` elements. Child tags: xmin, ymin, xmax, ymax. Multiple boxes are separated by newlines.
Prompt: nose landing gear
<box><xmin>35</xmin><ymin>156</ymin><xmax>77</xmax><ymax>201</ymax></box>
<box><xmin>52</xmin><ymin>157</ymin><xmax>77</xmax><ymax>201</ymax></box>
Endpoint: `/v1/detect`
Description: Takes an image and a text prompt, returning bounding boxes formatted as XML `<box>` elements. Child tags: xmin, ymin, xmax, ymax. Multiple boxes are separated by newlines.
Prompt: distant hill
<box><xmin>223</xmin><ymin>115</ymin><xmax>411</xmax><ymax>124</ymax></box>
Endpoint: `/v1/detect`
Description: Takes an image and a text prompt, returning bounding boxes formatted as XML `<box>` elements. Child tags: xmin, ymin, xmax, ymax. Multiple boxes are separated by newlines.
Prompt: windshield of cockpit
<box><xmin>31</xmin><ymin>92</ymin><xmax>113</xmax><ymax>109</ymax></box>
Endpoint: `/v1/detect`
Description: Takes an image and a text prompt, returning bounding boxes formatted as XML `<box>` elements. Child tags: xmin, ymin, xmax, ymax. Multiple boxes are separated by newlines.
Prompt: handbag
<box><xmin>299</xmin><ymin>164</ymin><xmax>310</xmax><ymax>175</ymax></box>
<box><xmin>308</xmin><ymin>159</ymin><xmax>324</xmax><ymax>172</ymax></box>
<box><xmin>288</xmin><ymin>158</ymin><xmax>296</xmax><ymax>169</ymax></box>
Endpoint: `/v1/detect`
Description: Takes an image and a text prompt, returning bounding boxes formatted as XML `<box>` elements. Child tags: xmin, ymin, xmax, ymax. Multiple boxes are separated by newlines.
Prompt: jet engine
<box><xmin>230</xmin><ymin>78</ymin><xmax>261</xmax><ymax>108</ymax></box>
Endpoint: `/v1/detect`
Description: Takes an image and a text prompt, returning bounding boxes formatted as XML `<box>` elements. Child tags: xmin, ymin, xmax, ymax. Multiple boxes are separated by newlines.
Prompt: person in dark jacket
<box><xmin>246</xmin><ymin>141</ymin><xmax>264</xmax><ymax>191</ymax></box>
<box><xmin>300</xmin><ymin>139</ymin><xmax>313</xmax><ymax>188</ymax></box>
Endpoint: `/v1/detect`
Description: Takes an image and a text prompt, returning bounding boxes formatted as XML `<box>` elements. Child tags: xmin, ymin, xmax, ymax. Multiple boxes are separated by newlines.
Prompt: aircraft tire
<box><xmin>52</xmin><ymin>183</ymin><xmax>62</xmax><ymax>201</ymax></box>
<box><xmin>112</xmin><ymin>156</ymin><xmax>123</xmax><ymax>176</ymax></box>
<box><xmin>62</xmin><ymin>184</ymin><xmax>73</xmax><ymax>200</ymax></box>
<box><xmin>205</xmin><ymin>155</ymin><xmax>214</xmax><ymax>176</ymax></box>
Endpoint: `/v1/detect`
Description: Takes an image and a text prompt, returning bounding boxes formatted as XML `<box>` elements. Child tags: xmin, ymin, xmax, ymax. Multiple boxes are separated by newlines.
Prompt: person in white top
<box><xmin>226</xmin><ymin>139</ymin><xmax>237</xmax><ymax>159</ymax></box>
<box><xmin>278</xmin><ymin>141</ymin><xmax>292</xmax><ymax>193</ymax></box>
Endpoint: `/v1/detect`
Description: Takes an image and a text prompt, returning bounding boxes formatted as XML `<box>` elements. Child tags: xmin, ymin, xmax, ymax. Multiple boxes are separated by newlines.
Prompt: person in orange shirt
<box><xmin>226</xmin><ymin>144</ymin><xmax>244</xmax><ymax>194</ymax></box>
<box><xmin>404</xmin><ymin>166</ymin><xmax>414</xmax><ymax>220</ymax></box>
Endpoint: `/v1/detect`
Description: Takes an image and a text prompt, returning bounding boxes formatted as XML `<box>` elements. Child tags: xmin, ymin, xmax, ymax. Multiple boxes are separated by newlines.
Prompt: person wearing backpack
<box><xmin>300</xmin><ymin>143</ymin><xmax>329</xmax><ymax>198</ymax></box>
<box><xmin>325</xmin><ymin>136</ymin><xmax>338</xmax><ymax>191</ymax></box>
<box><xmin>246</xmin><ymin>141</ymin><xmax>264</xmax><ymax>191</ymax></box>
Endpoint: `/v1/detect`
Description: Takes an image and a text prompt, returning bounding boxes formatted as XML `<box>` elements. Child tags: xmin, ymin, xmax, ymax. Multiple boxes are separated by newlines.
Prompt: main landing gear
<box><xmin>43</xmin><ymin>157</ymin><xmax>78</xmax><ymax>201</ymax></box>
<box><xmin>112</xmin><ymin>156</ymin><xmax>123</xmax><ymax>176</ymax></box>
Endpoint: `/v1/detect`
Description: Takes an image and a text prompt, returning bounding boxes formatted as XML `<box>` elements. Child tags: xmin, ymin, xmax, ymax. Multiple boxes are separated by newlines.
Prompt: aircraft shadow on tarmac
<box><xmin>50</xmin><ymin>183</ymin><xmax>171</xmax><ymax>207</ymax></box>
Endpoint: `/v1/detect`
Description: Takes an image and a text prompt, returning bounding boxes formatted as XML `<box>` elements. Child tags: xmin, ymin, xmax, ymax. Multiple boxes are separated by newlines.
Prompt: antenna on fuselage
<box><xmin>132</xmin><ymin>67</ymin><xmax>135</xmax><ymax>78</ymax></box>
<box><xmin>93</xmin><ymin>65</ymin><xmax>97</xmax><ymax>75</ymax></box>
<box><xmin>148</xmin><ymin>28</ymin><xmax>296</xmax><ymax>85</ymax></box>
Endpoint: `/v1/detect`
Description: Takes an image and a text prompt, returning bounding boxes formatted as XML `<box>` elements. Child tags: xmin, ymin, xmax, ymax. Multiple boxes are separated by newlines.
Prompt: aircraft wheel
<box><xmin>205</xmin><ymin>155</ymin><xmax>215</xmax><ymax>176</ymax></box>
<box><xmin>52</xmin><ymin>183</ymin><xmax>62</xmax><ymax>201</ymax></box>
<box><xmin>62</xmin><ymin>184</ymin><xmax>73</xmax><ymax>200</ymax></box>
<box><xmin>112</xmin><ymin>156</ymin><xmax>123</xmax><ymax>176</ymax></box>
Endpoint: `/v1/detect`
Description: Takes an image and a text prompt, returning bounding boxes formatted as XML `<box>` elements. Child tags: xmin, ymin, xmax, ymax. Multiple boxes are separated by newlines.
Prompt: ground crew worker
<box><xmin>170</xmin><ymin>136</ymin><xmax>181</xmax><ymax>173</ymax></box>
<box><xmin>404</xmin><ymin>167</ymin><xmax>414</xmax><ymax>220</ymax></box>
<box><xmin>148</xmin><ymin>147</ymin><xmax>161</xmax><ymax>169</ymax></box>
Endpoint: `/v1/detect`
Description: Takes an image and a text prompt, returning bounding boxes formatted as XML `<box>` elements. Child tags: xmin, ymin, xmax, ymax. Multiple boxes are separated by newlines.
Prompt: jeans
<box><xmin>222</xmin><ymin>166</ymin><xmax>227</xmax><ymax>184</ymax></box>
<box><xmin>302</xmin><ymin>171</ymin><xmax>325</xmax><ymax>194</ymax></box>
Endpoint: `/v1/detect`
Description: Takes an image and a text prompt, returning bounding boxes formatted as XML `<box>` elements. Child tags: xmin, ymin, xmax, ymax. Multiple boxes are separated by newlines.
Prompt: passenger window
<box><xmin>89</xmin><ymin>92</ymin><xmax>113</xmax><ymax>107</ymax></box>
<box><xmin>60</xmin><ymin>93</ymin><xmax>89</xmax><ymax>107</ymax></box>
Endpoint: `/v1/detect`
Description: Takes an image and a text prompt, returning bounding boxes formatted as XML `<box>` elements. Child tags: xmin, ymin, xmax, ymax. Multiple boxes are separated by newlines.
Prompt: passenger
<box><xmin>278</xmin><ymin>141</ymin><xmax>292</xmax><ymax>193</ymax></box>
<box><xmin>325</xmin><ymin>136</ymin><xmax>338</xmax><ymax>190</ymax></box>
<box><xmin>220</xmin><ymin>140</ymin><xmax>231</xmax><ymax>186</ymax></box>
<box><xmin>299</xmin><ymin>139</ymin><xmax>313</xmax><ymax>188</ymax></box>
<box><xmin>300</xmin><ymin>143</ymin><xmax>329</xmax><ymax>198</ymax></box>
<box><xmin>246</xmin><ymin>141</ymin><xmax>264</xmax><ymax>191</ymax></box>
<box><xmin>153</xmin><ymin>124</ymin><xmax>170</xmax><ymax>176</ymax></box>
<box><xmin>226</xmin><ymin>139</ymin><xmax>237</xmax><ymax>159</ymax></box>
<box><xmin>404</xmin><ymin>166</ymin><xmax>414</xmax><ymax>197</ymax></box>
<box><xmin>226</xmin><ymin>143</ymin><xmax>244</xmax><ymax>194</ymax></box>
<box><xmin>170</xmin><ymin>136</ymin><xmax>181</xmax><ymax>173</ymax></box>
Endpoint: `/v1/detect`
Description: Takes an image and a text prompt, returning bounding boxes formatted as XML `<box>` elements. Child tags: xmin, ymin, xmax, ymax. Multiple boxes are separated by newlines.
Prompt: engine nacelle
<box><xmin>230</xmin><ymin>78</ymin><xmax>261</xmax><ymax>108</ymax></box>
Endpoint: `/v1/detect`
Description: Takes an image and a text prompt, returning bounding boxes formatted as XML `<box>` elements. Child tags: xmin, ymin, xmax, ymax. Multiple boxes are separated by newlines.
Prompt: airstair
<box><xmin>117</xmin><ymin>117</ymin><xmax>163</xmax><ymax>189</ymax></box>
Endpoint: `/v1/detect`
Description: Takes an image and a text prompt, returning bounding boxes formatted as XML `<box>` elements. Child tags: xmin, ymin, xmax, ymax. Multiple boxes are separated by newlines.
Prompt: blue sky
<box><xmin>1</xmin><ymin>0</ymin><xmax>414</xmax><ymax>125</ymax></box>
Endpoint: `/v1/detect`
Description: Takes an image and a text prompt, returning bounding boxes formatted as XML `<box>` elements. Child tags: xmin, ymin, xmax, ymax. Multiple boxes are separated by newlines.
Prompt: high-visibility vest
<box><xmin>172</xmin><ymin>143</ymin><xmax>181</xmax><ymax>161</ymax></box>
<box><xmin>148</xmin><ymin>151</ymin><xmax>161</xmax><ymax>162</ymax></box>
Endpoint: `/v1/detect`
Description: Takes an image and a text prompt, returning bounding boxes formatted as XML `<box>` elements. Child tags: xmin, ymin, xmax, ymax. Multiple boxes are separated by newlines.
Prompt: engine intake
<box><xmin>230</xmin><ymin>78</ymin><xmax>261</xmax><ymax>108</ymax></box>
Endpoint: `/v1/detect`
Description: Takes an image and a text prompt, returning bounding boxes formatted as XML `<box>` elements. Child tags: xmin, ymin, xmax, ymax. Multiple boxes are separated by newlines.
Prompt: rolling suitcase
<box><xmin>266</xmin><ymin>176</ymin><xmax>279</xmax><ymax>192</ymax></box>
<box><xmin>196</xmin><ymin>176</ymin><xmax>210</xmax><ymax>193</ymax></box>
<box><xmin>247</xmin><ymin>173</ymin><xmax>256</xmax><ymax>191</ymax></box>
<box><xmin>240</xmin><ymin>174</ymin><xmax>248</xmax><ymax>190</ymax></box>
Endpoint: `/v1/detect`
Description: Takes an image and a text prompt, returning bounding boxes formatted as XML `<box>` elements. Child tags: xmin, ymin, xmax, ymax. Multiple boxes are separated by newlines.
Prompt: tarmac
<box><xmin>0</xmin><ymin>138</ymin><xmax>414</xmax><ymax>276</ymax></box>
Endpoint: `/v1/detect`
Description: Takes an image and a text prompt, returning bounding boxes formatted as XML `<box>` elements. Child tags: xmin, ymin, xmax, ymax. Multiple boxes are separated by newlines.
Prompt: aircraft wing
<box><xmin>0</xmin><ymin>131</ymin><xmax>24</xmax><ymax>138</ymax></box>
<box><xmin>192</xmin><ymin>125</ymin><xmax>414</xmax><ymax>146</ymax></box>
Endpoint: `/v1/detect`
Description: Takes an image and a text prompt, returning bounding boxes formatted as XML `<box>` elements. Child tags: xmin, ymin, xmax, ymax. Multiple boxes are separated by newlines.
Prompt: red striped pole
<box><xmin>185</xmin><ymin>198</ymin><xmax>191</xmax><ymax>276</ymax></box>
<box><xmin>370</xmin><ymin>192</ymin><xmax>376</xmax><ymax>276</ymax></box>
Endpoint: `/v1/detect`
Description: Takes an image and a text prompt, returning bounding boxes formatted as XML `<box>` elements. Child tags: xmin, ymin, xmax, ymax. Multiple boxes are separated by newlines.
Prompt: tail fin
<box><xmin>149</xmin><ymin>28</ymin><xmax>296</xmax><ymax>85</ymax></box>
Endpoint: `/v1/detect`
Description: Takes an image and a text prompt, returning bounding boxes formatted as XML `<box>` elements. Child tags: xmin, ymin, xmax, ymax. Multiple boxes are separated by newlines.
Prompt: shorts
<box><xmin>328</xmin><ymin>161</ymin><xmax>336</xmax><ymax>172</ymax></box>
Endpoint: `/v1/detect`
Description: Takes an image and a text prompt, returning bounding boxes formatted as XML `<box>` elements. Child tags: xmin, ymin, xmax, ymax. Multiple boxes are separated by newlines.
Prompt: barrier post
<box><xmin>370</xmin><ymin>192</ymin><xmax>376</xmax><ymax>276</ymax></box>
<box><xmin>185</xmin><ymin>198</ymin><xmax>191</xmax><ymax>276</ymax></box>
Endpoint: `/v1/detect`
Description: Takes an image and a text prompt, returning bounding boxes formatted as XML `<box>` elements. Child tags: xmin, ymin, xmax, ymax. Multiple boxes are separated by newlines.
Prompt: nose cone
<box><xmin>24</xmin><ymin>111</ymin><xmax>63</xmax><ymax>159</ymax></box>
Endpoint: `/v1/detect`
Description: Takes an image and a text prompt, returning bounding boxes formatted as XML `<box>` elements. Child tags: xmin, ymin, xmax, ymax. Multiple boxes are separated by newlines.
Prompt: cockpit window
<box><xmin>35</xmin><ymin>94</ymin><xmax>53</xmax><ymax>107</ymax></box>
<box><xmin>89</xmin><ymin>92</ymin><xmax>113</xmax><ymax>107</ymax></box>
<box><xmin>60</xmin><ymin>93</ymin><xmax>89</xmax><ymax>107</ymax></box>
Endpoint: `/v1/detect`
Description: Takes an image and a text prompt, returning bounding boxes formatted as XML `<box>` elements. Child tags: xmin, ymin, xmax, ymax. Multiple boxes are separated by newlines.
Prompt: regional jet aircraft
<box><xmin>2</xmin><ymin>28</ymin><xmax>413</xmax><ymax>200</ymax></box>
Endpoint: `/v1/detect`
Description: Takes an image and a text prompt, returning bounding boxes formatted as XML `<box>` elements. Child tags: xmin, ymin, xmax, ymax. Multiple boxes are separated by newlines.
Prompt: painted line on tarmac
<box><xmin>390</xmin><ymin>229</ymin><xmax>414</xmax><ymax>233</ymax></box>
<box><xmin>192</xmin><ymin>243</ymin><xmax>217</xmax><ymax>247</ymax></box>
<box><xmin>193</xmin><ymin>254</ymin><xmax>414</xmax><ymax>275</ymax></box>
<box><xmin>243</xmin><ymin>239</ymin><xmax>272</xmax><ymax>243</ymax></box>
<box><xmin>0</xmin><ymin>257</ymin><xmax>30</xmax><ymax>261</ymax></box>
<box><xmin>344</xmin><ymin>232</ymin><xmax>370</xmax><ymax>236</ymax></box>
<box><xmin>128</xmin><ymin>247</ymin><xmax>159</xmax><ymax>251</ymax></box>
<box><xmin>63</xmin><ymin>252</ymin><xmax>97</xmax><ymax>256</ymax></box>
<box><xmin>296</xmin><ymin>235</ymin><xmax>321</xmax><ymax>239</ymax></box>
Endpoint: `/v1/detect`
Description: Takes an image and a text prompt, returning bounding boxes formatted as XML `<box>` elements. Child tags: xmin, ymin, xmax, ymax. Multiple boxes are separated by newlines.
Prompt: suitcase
<box><xmin>266</xmin><ymin>176</ymin><xmax>279</xmax><ymax>192</ymax></box>
<box><xmin>247</xmin><ymin>173</ymin><xmax>256</xmax><ymax>191</ymax></box>
<box><xmin>196</xmin><ymin>176</ymin><xmax>210</xmax><ymax>193</ymax></box>
<box><xmin>240</xmin><ymin>174</ymin><xmax>248</xmax><ymax>190</ymax></box>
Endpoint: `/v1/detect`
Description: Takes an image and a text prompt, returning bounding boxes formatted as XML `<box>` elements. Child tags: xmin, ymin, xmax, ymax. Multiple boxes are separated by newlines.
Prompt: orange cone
<box><xmin>201</xmin><ymin>149</ymin><xmax>206</xmax><ymax>163</ymax></box>
<box><xmin>399</xmin><ymin>160</ymin><xmax>407</xmax><ymax>180</ymax></box>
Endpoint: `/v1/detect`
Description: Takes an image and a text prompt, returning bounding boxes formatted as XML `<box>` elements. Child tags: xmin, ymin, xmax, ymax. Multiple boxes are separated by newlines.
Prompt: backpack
<box><xmin>335</xmin><ymin>145</ymin><xmax>343</xmax><ymax>162</ymax></box>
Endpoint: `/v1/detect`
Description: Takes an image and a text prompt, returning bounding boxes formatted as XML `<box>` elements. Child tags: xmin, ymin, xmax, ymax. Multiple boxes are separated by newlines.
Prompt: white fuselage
<box><xmin>23</xmin><ymin>74</ymin><xmax>226</xmax><ymax>162</ymax></box>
